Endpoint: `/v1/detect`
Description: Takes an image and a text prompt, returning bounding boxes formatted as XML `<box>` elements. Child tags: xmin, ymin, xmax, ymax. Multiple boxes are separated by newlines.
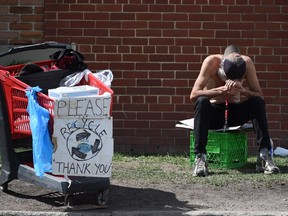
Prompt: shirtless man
<box><xmin>190</xmin><ymin>45</ymin><xmax>279</xmax><ymax>177</ymax></box>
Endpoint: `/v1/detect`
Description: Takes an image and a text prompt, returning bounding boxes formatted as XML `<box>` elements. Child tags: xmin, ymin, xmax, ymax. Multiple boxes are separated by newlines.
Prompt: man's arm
<box><xmin>241</xmin><ymin>56</ymin><xmax>263</xmax><ymax>98</ymax></box>
<box><xmin>190</xmin><ymin>55</ymin><xmax>227</xmax><ymax>102</ymax></box>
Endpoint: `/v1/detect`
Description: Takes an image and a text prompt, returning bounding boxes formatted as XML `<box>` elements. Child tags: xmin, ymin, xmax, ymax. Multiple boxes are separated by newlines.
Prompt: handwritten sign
<box><xmin>52</xmin><ymin>156</ymin><xmax>113</xmax><ymax>177</ymax></box>
<box><xmin>52</xmin><ymin>117</ymin><xmax>113</xmax><ymax>177</ymax></box>
<box><xmin>53</xmin><ymin>94</ymin><xmax>111</xmax><ymax>118</ymax></box>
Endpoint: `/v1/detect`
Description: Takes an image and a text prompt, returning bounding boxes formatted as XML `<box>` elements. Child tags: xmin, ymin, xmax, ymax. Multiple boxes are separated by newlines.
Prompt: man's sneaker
<box><xmin>255</xmin><ymin>148</ymin><xmax>280</xmax><ymax>174</ymax></box>
<box><xmin>193</xmin><ymin>153</ymin><xmax>208</xmax><ymax>177</ymax></box>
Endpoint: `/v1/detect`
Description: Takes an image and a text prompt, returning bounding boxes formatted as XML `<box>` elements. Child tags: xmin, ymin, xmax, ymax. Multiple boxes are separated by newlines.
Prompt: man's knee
<box><xmin>248</xmin><ymin>96</ymin><xmax>265</xmax><ymax>107</ymax></box>
<box><xmin>195</xmin><ymin>96</ymin><xmax>211</xmax><ymax>111</ymax></box>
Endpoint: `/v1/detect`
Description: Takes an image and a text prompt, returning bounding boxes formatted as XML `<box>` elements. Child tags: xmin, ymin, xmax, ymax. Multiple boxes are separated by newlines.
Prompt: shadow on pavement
<box><xmin>107</xmin><ymin>184</ymin><xmax>195</xmax><ymax>211</ymax></box>
<box><xmin>0</xmin><ymin>180</ymin><xmax>197</xmax><ymax>212</ymax></box>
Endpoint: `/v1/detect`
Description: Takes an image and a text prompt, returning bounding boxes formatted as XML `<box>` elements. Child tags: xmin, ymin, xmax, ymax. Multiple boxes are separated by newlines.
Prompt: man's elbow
<box><xmin>189</xmin><ymin>92</ymin><xmax>197</xmax><ymax>103</ymax></box>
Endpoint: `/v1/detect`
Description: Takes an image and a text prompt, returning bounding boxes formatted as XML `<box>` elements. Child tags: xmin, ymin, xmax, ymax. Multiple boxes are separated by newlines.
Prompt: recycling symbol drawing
<box><xmin>66</xmin><ymin>128</ymin><xmax>103</xmax><ymax>161</ymax></box>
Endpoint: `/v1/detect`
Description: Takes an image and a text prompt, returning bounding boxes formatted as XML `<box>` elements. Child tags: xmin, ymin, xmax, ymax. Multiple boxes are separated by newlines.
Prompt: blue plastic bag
<box><xmin>26</xmin><ymin>86</ymin><xmax>53</xmax><ymax>177</ymax></box>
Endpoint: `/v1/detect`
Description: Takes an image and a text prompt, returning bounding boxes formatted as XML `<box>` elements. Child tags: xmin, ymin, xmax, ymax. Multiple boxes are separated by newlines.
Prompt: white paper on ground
<box><xmin>274</xmin><ymin>147</ymin><xmax>288</xmax><ymax>157</ymax></box>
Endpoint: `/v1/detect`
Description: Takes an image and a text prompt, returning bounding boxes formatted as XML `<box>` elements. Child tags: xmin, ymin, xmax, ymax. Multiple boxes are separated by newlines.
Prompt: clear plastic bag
<box><xmin>26</xmin><ymin>86</ymin><xmax>54</xmax><ymax>177</ymax></box>
<box><xmin>93</xmin><ymin>69</ymin><xmax>114</xmax><ymax>87</ymax></box>
<box><xmin>60</xmin><ymin>69</ymin><xmax>114</xmax><ymax>88</ymax></box>
<box><xmin>59</xmin><ymin>69</ymin><xmax>87</xmax><ymax>87</ymax></box>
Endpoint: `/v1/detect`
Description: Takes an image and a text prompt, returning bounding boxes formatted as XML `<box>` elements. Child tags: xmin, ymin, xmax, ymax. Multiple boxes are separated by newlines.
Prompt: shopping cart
<box><xmin>0</xmin><ymin>42</ymin><xmax>113</xmax><ymax>206</ymax></box>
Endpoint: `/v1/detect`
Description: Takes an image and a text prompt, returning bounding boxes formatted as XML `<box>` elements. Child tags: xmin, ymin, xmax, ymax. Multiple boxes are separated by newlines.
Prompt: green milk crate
<box><xmin>190</xmin><ymin>131</ymin><xmax>248</xmax><ymax>169</ymax></box>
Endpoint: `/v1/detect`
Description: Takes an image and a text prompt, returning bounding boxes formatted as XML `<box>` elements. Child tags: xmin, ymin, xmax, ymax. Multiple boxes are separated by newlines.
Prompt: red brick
<box><xmin>135</xmin><ymin>129</ymin><xmax>161</xmax><ymax>137</ymax></box>
<box><xmin>163</xmin><ymin>79</ymin><xmax>188</xmax><ymax>87</ymax></box>
<box><xmin>163</xmin><ymin>13</ymin><xmax>188</xmax><ymax>21</ymax></box>
<box><xmin>131</xmin><ymin>96</ymin><xmax>145</xmax><ymax>104</ymax></box>
<box><xmin>150</xmin><ymin>4</ymin><xmax>175</xmax><ymax>12</ymax></box>
<box><xmin>22</xmin><ymin>15</ymin><xmax>43</xmax><ymax>22</ymax></box>
<box><xmin>123</xmin><ymin>4</ymin><xmax>148</xmax><ymax>12</ymax></box>
<box><xmin>96</xmin><ymin>4</ymin><xmax>122</xmax><ymax>11</ymax></box>
<box><xmin>176</xmin><ymin>5</ymin><xmax>201</xmax><ymax>13</ymax></box>
<box><xmin>135</xmin><ymin>63</ymin><xmax>160</xmax><ymax>70</ymax></box>
<box><xmin>150</xmin><ymin>120</ymin><xmax>175</xmax><ymax>129</ymax></box>
<box><xmin>1</xmin><ymin>15</ymin><xmax>19</xmax><ymax>22</ymax></box>
<box><xmin>202</xmin><ymin>23</ymin><xmax>228</xmax><ymax>30</ymax></box>
<box><xmin>110</xmin><ymin>13</ymin><xmax>135</xmax><ymax>20</ymax></box>
<box><xmin>122</xmin><ymin>21</ymin><xmax>148</xmax><ymax>29</ymax></box>
<box><xmin>149</xmin><ymin>54</ymin><xmax>174</xmax><ymax>62</ymax></box>
<box><xmin>122</xmin><ymin>37</ymin><xmax>148</xmax><ymax>45</ymax></box>
<box><xmin>163</xmin><ymin>29</ymin><xmax>188</xmax><ymax>37</ymax></box>
<box><xmin>149</xmin><ymin>38</ymin><xmax>174</xmax><ymax>45</ymax></box>
<box><xmin>10</xmin><ymin>6</ymin><xmax>32</xmax><ymax>13</ymax></box>
<box><xmin>126</xmin><ymin>87</ymin><xmax>149</xmax><ymax>95</ymax></box>
<box><xmin>136</xmin><ymin>29</ymin><xmax>161</xmax><ymax>37</ymax></box>
<box><xmin>113</xmin><ymin>79</ymin><xmax>136</xmax><ymax>87</ymax></box>
<box><xmin>84</xmin><ymin>29</ymin><xmax>109</xmax><ymax>37</ymax></box>
<box><xmin>71</xmin><ymin>21</ymin><xmax>95</xmax><ymax>28</ymax></box>
<box><xmin>70</xmin><ymin>4</ymin><xmax>96</xmax><ymax>11</ymax></box>
<box><xmin>137</xmin><ymin>13</ymin><xmax>161</xmax><ymax>20</ymax></box>
<box><xmin>21</xmin><ymin>31</ymin><xmax>43</xmax><ymax>38</ymax></box>
<box><xmin>20</xmin><ymin>0</ymin><xmax>46</xmax><ymax>4</ymax></box>
<box><xmin>149</xmin><ymin>71</ymin><xmax>174</xmax><ymax>79</ymax></box>
<box><xmin>156</xmin><ymin>46</ymin><xmax>168</xmax><ymax>53</ymax></box>
<box><xmin>268</xmin><ymin>31</ymin><xmax>288</xmax><ymax>38</ymax></box>
<box><xmin>10</xmin><ymin>23</ymin><xmax>33</xmax><ymax>30</ymax></box>
<box><xmin>58</xmin><ymin>12</ymin><xmax>83</xmax><ymax>19</ymax></box>
<box><xmin>123</xmin><ymin>54</ymin><xmax>148</xmax><ymax>62</ymax></box>
<box><xmin>137</xmin><ymin>79</ymin><xmax>161</xmax><ymax>87</ymax></box>
<box><xmin>58</xmin><ymin>28</ymin><xmax>83</xmax><ymax>36</ymax></box>
<box><xmin>149</xmin><ymin>87</ymin><xmax>175</xmax><ymax>95</ymax></box>
<box><xmin>0</xmin><ymin>6</ymin><xmax>9</xmax><ymax>13</ymax></box>
<box><xmin>0</xmin><ymin>0</ymin><xmax>18</xmax><ymax>4</ymax></box>
<box><xmin>0</xmin><ymin>32</ymin><xmax>19</xmax><ymax>39</ymax></box>
<box><xmin>84</xmin><ymin>12</ymin><xmax>109</xmax><ymax>20</ymax></box>
<box><xmin>94</xmin><ymin>54</ymin><xmax>120</xmax><ymax>62</ymax></box>
<box><xmin>96</xmin><ymin>37</ymin><xmax>122</xmax><ymax>45</ymax></box>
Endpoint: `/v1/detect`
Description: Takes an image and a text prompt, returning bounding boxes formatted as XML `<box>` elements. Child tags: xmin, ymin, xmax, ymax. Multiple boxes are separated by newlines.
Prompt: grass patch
<box><xmin>1</xmin><ymin>151</ymin><xmax>287</xmax><ymax>188</ymax></box>
<box><xmin>112</xmin><ymin>153</ymin><xmax>288</xmax><ymax>187</ymax></box>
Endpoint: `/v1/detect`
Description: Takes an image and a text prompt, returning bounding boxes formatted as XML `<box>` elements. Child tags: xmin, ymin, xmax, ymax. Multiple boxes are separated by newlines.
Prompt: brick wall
<box><xmin>2</xmin><ymin>0</ymin><xmax>288</xmax><ymax>154</ymax></box>
<box><xmin>0</xmin><ymin>0</ymin><xmax>44</xmax><ymax>45</ymax></box>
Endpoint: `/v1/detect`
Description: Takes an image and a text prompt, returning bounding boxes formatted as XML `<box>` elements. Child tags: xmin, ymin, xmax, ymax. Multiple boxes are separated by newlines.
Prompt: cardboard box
<box><xmin>52</xmin><ymin>117</ymin><xmax>113</xmax><ymax>177</ymax></box>
<box><xmin>53</xmin><ymin>93</ymin><xmax>112</xmax><ymax>118</ymax></box>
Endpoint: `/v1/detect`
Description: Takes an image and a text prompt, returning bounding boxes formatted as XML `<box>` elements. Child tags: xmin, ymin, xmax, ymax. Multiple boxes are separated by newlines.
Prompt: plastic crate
<box><xmin>190</xmin><ymin>131</ymin><xmax>248</xmax><ymax>169</ymax></box>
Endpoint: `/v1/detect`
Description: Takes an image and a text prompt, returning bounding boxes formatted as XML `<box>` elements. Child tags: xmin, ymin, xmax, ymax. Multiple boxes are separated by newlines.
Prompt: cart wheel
<box><xmin>96</xmin><ymin>188</ymin><xmax>109</xmax><ymax>206</ymax></box>
<box><xmin>0</xmin><ymin>183</ymin><xmax>8</xmax><ymax>192</ymax></box>
<box><xmin>64</xmin><ymin>194</ymin><xmax>74</xmax><ymax>207</ymax></box>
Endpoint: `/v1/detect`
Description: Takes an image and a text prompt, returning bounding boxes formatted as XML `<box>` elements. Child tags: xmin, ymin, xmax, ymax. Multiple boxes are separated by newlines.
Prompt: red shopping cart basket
<box><xmin>0</xmin><ymin>60</ymin><xmax>114</xmax><ymax>140</ymax></box>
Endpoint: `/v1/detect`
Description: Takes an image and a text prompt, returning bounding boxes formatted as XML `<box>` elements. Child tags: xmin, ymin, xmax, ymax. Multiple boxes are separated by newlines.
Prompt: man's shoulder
<box><xmin>241</xmin><ymin>55</ymin><xmax>252</xmax><ymax>63</ymax></box>
<box><xmin>204</xmin><ymin>54</ymin><xmax>222</xmax><ymax>65</ymax></box>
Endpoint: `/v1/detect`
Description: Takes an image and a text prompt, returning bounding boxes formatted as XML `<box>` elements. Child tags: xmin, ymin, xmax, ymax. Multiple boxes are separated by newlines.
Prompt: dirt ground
<box><xmin>0</xmin><ymin>174</ymin><xmax>288</xmax><ymax>213</ymax></box>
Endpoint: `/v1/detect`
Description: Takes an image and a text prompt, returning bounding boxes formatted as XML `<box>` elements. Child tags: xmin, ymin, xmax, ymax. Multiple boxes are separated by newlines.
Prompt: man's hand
<box><xmin>225</xmin><ymin>80</ymin><xmax>244</xmax><ymax>95</ymax></box>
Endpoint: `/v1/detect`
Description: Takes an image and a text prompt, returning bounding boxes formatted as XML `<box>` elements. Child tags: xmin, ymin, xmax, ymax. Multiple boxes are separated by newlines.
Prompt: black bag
<box><xmin>50</xmin><ymin>49</ymin><xmax>87</xmax><ymax>72</ymax></box>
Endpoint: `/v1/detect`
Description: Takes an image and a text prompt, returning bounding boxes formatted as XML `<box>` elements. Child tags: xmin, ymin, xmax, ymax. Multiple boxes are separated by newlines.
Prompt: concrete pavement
<box><xmin>0</xmin><ymin>210</ymin><xmax>287</xmax><ymax>216</ymax></box>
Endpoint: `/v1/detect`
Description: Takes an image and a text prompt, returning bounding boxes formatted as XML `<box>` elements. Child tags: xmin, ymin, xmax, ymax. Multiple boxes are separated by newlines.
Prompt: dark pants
<box><xmin>193</xmin><ymin>96</ymin><xmax>271</xmax><ymax>154</ymax></box>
